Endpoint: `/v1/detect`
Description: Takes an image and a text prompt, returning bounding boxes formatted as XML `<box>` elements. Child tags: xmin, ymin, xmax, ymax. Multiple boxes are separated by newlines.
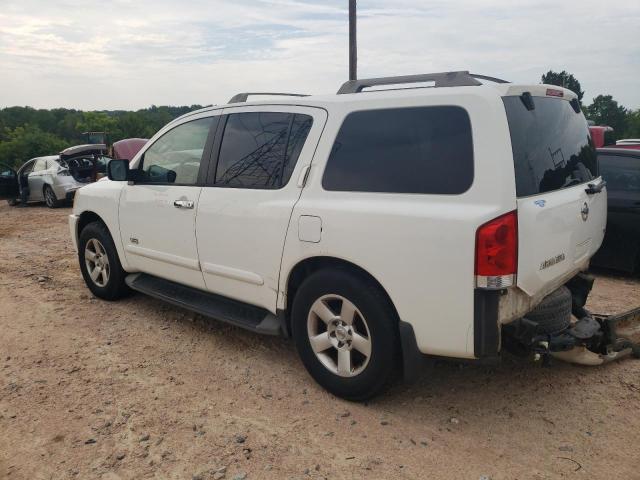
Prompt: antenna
<box><xmin>349</xmin><ymin>0</ymin><xmax>357</xmax><ymax>81</ymax></box>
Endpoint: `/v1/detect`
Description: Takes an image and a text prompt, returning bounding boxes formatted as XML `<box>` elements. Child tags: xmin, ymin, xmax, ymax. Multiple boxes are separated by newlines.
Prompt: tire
<box><xmin>7</xmin><ymin>198</ymin><xmax>17</xmax><ymax>206</ymax></box>
<box><xmin>43</xmin><ymin>184</ymin><xmax>62</xmax><ymax>208</ymax></box>
<box><xmin>291</xmin><ymin>268</ymin><xmax>400</xmax><ymax>401</ymax></box>
<box><xmin>78</xmin><ymin>221</ymin><xmax>130</xmax><ymax>300</ymax></box>
<box><xmin>526</xmin><ymin>286</ymin><xmax>572</xmax><ymax>334</ymax></box>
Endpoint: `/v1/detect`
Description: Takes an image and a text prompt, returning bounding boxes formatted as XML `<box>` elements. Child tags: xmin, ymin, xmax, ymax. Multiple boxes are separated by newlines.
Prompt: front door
<box><xmin>196</xmin><ymin>106</ymin><xmax>326</xmax><ymax>311</ymax></box>
<box><xmin>118</xmin><ymin>114</ymin><xmax>219</xmax><ymax>290</ymax></box>
<box><xmin>0</xmin><ymin>163</ymin><xmax>18</xmax><ymax>200</ymax></box>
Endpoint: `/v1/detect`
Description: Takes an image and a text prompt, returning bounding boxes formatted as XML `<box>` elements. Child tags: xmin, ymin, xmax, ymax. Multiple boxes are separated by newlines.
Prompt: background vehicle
<box><xmin>612</xmin><ymin>139</ymin><xmax>640</xmax><ymax>151</ymax></box>
<box><xmin>591</xmin><ymin>148</ymin><xmax>640</xmax><ymax>273</ymax></box>
<box><xmin>589</xmin><ymin>125</ymin><xmax>615</xmax><ymax>148</ymax></box>
<box><xmin>111</xmin><ymin>138</ymin><xmax>148</xmax><ymax>161</ymax></box>
<box><xmin>3</xmin><ymin>144</ymin><xmax>110</xmax><ymax>207</ymax></box>
<box><xmin>58</xmin><ymin>71</ymin><xmax>626</xmax><ymax>399</ymax></box>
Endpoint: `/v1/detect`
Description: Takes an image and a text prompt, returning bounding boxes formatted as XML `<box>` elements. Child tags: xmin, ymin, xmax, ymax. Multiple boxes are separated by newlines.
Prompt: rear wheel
<box><xmin>43</xmin><ymin>184</ymin><xmax>62</xmax><ymax>208</ymax></box>
<box><xmin>292</xmin><ymin>269</ymin><xmax>400</xmax><ymax>401</ymax></box>
<box><xmin>78</xmin><ymin>221</ymin><xmax>130</xmax><ymax>300</ymax></box>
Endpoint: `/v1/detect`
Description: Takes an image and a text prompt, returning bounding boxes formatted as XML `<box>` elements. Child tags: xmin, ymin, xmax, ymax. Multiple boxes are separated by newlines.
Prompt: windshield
<box><xmin>503</xmin><ymin>96</ymin><xmax>597</xmax><ymax>197</ymax></box>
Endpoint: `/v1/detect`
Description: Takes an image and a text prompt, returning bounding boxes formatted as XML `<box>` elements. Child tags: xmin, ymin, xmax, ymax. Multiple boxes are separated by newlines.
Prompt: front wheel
<box><xmin>292</xmin><ymin>269</ymin><xmax>400</xmax><ymax>401</ymax></box>
<box><xmin>78</xmin><ymin>221</ymin><xmax>130</xmax><ymax>300</ymax></box>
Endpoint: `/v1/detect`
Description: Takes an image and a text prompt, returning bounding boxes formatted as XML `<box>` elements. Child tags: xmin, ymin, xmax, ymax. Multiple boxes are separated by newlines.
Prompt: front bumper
<box><xmin>69</xmin><ymin>214</ymin><xmax>79</xmax><ymax>253</ymax></box>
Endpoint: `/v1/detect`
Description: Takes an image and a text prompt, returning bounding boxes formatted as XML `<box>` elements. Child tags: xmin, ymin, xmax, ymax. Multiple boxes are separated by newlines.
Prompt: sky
<box><xmin>0</xmin><ymin>0</ymin><xmax>639</xmax><ymax>111</ymax></box>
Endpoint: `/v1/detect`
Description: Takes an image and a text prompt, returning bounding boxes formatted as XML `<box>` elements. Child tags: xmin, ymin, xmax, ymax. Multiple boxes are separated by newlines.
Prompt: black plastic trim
<box><xmin>125</xmin><ymin>273</ymin><xmax>283</xmax><ymax>336</ymax></box>
<box><xmin>229</xmin><ymin>92</ymin><xmax>309</xmax><ymax>103</ymax></box>
<box><xmin>398</xmin><ymin>320</ymin><xmax>424</xmax><ymax>382</ymax></box>
<box><xmin>337</xmin><ymin>71</ymin><xmax>510</xmax><ymax>94</ymax></box>
<box><xmin>474</xmin><ymin>289</ymin><xmax>501</xmax><ymax>358</ymax></box>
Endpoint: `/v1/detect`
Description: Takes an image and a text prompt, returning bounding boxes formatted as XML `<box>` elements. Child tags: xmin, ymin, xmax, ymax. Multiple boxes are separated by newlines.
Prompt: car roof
<box><xmin>172</xmin><ymin>80</ymin><xmax>577</xmax><ymax>127</ymax></box>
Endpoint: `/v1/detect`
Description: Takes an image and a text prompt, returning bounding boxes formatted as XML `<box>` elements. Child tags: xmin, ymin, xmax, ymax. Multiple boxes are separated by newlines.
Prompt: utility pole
<box><xmin>349</xmin><ymin>0</ymin><xmax>357</xmax><ymax>81</ymax></box>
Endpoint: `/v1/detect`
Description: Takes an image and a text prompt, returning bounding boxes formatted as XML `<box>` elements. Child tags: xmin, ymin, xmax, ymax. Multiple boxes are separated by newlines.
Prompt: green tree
<box><xmin>585</xmin><ymin>95</ymin><xmax>628</xmax><ymax>137</ymax></box>
<box><xmin>625</xmin><ymin>109</ymin><xmax>640</xmax><ymax>138</ymax></box>
<box><xmin>0</xmin><ymin>105</ymin><xmax>206</xmax><ymax>165</ymax></box>
<box><xmin>541</xmin><ymin>70</ymin><xmax>584</xmax><ymax>103</ymax></box>
<box><xmin>76</xmin><ymin>111</ymin><xmax>120</xmax><ymax>139</ymax></box>
<box><xmin>0</xmin><ymin>124</ymin><xmax>68</xmax><ymax>168</ymax></box>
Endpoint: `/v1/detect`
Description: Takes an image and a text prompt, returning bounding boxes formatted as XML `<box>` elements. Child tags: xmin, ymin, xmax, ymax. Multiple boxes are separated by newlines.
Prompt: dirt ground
<box><xmin>1</xmin><ymin>203</ymin><xmax>639</xmax><ymax>480</ymax></box>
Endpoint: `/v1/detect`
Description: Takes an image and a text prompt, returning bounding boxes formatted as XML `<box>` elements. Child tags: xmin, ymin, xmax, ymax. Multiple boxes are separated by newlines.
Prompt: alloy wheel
<box><xmin>45</xmin><ymin>187</ymin><xmax>55</xmax><ymax>207</ymax></box>
<box><xmin>84</xmin><ymin>238</ymin><xmax>110</xmax><ymax>287</ymax></box>
<box><xmin>307</xmin><ymin>294</ymin><xmax>372</xmax><ymax>377</ymax></box>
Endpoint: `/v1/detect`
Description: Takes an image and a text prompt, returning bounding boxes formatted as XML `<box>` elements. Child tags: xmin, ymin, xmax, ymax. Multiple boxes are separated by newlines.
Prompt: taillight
<box><xmin>475</xmin><ymin>211</ymin><xmax>518</xmax><ymax>289</ymax></box>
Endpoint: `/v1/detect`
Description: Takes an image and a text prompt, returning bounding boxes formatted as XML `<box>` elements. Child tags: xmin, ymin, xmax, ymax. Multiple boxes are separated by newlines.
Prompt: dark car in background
<box><xmin>591</xmin><ymin>148</ymin><xmax>640</xmax><ymax>273</ymax></box>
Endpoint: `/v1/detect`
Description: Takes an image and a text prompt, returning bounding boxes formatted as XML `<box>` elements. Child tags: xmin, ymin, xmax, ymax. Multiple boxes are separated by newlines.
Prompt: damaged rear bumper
<box><xmin>502</xmin><ymin>273</ymin><xmax>640</xmax><ymax>365</ymax></box>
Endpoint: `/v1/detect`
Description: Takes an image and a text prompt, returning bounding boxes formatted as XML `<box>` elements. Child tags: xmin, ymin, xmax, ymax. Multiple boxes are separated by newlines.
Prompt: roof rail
<box><xmin>228</xmin><ymin>92</ymin><xmax>309</xmax><ymax>104</ymax></box>
<box><xmin>336</xmin><ymin>71</ymin><xmax>510</xmax><ymax>94</ymax></box>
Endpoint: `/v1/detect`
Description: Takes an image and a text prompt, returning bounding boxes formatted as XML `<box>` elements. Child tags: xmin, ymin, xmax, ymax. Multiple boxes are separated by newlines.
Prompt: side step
<box><xmin>125</xmin><ymin>273</ymin><xmax>283</xmax><ymax>336</ymax></box>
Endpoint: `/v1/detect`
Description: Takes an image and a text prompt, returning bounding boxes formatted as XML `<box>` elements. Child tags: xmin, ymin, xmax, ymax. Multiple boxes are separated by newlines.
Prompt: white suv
<box><xmin>68</xmin><ymin>71</ymin><xmax>607</xmax><ymax>399</ymax></box>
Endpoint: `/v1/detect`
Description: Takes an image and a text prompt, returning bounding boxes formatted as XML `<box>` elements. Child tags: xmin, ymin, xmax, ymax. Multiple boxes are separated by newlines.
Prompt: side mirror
<box><xmin>107</xmin><ymin>159</ymin><xmax>130</xmax><ymax>181</ymax></box>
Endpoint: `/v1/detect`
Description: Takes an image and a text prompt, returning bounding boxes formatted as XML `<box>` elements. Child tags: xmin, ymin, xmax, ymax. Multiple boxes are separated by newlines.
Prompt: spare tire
<box><xmin>525</xmin><ymin>286</ymin><xmax>572</xmax><ymax>334</ymax></box>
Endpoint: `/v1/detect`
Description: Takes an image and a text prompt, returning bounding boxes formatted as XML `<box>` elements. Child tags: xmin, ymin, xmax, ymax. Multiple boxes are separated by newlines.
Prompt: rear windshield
<box><xmin>503</xmin><ymin>96</ymin><xmax>597</xmax><ymax>197</ymax></box>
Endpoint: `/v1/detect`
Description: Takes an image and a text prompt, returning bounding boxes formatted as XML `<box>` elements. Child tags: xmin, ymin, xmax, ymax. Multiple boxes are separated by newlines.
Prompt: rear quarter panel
<box><xmin>279</xmin><ymin>89</ymin><xmax>517</xmax><ymax>359</ymax></box>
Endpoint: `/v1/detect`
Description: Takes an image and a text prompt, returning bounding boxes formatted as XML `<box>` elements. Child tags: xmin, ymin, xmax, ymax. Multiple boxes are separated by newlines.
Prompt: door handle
<box><xmin>173</xmin><ymin>199</ymin><xmax>194</xmax><ymax>209</ymax></box>
<box><xmin>585</xmin><ymin>180</ymin><xmax>606</xmax><ymax>194</ymax></box>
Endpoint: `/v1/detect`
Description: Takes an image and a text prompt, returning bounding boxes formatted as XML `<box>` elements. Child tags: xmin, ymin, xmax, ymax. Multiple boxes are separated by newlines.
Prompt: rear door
<box><xmin>503</xmin><ymin>92</ymin><xmax>606</xmax><ymax>297</ymax></box>
<box><xmin>0</xmin><ymin>163</ymin><xmax>18</xmax><ymax>199</ymax></box>
<box><xmin>195</xmin><ymin>106</ymin><xmax>325</xmax><ymax>311</ymax></box>
<box><xmin>28</xmin><ymin>158</ymin><xmax>48</xmax><ymax>201</ymax></box>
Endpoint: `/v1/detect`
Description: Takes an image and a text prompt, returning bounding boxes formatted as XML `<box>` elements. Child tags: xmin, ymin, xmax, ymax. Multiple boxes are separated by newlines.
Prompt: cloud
<box><xmin>0</xmin><ymin>0</ymin><xmax>638</xmax><ymax>109</ymax></box>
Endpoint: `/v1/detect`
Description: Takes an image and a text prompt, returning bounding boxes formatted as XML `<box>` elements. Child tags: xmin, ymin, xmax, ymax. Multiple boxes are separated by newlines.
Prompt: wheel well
<box><xmin>284</xmin><ymin>256</ymin><xmax>399</xmax><ymax>334</ymax></box>
<box><xmin>77</xmin><ymin>211</ymin><xmax>105</xmax><ymax>238</ymax></box>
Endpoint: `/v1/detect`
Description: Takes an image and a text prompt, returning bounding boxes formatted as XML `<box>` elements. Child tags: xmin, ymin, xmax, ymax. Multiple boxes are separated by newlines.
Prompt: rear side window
<box><xmin>599</xmin><ymin>154</ymin><xmax>640</xmax><ymax>192</ymax></box>
<box><xmin>34</xmin><ymin>159</ymin><xmax>47</xmax><ymax>171</ymax></box>
<box><xmin>503</xmin><ymin>96</ymin><xmax>597</xmax><ymax>197</ymax></box>
<box><xmin>322</xmin><ymin>106</ymin><xmax>474</xmax><ymax>194</ymax></box>
<box><xmin>214</xmin><ymin>112</ymin><xmax>313</xmax><ymax>189</ymax></box>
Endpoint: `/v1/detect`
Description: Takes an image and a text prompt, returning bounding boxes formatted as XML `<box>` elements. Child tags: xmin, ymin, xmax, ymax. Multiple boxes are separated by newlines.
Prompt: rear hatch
<box><xmin>502</xmin><ymin>86</ymin><xmax>606</xmax><ymax>297</ymax></box>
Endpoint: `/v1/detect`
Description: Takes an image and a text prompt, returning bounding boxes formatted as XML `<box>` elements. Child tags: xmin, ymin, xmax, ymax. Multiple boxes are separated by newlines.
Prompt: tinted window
<box><xmin>215</xmin><ymin>112</ymin><xmax>312</xmax><ymax>189</ymax></box>
<box><xmin>141</xmin><ymin>117</ymin><xmax>214</xmax><ymax>184</ymax></box>
<box><xmin>599</xmin><ymin>154</ymin><xmax>640</xmax><ymax>192</ymax></box>
<box><xmin>503</xmin><ymin>96</ymin><xmax>597</xmax><ymax>197</ymax></box>
<box><xmin>322</xmin><ymin>106</ymin><xmax>473</xmax><ymax>194</ymax></box>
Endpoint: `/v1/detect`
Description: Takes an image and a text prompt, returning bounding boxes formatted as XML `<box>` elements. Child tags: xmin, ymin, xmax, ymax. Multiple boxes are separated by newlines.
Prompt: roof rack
<box><xmin>228</xmin><ymin>92</ymin><xmax>310</xmax><ymax>104</ymax></box>
<box><xmin>336</xmin><ymin>71</ymin><xmax>510</xmax><ymax>94</ymax></box>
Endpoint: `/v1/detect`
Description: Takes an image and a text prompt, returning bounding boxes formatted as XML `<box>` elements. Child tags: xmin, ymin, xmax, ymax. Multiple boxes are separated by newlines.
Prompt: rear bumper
<box><xmin>52</xmin><ymin>182</ymin><xmax>81</xmax><ymax>201</ymax></box>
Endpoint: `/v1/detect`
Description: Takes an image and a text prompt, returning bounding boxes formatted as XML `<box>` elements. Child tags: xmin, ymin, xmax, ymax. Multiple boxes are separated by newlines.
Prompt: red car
<box><xmin>589</xmin><ymin>125</ymin><xmax>615</xmax><ymax>148</ymax></box>
<box><xmin>111</xmin><ymin>138</ymin><xmax>148</xmax><ymax>161</ymax></box>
